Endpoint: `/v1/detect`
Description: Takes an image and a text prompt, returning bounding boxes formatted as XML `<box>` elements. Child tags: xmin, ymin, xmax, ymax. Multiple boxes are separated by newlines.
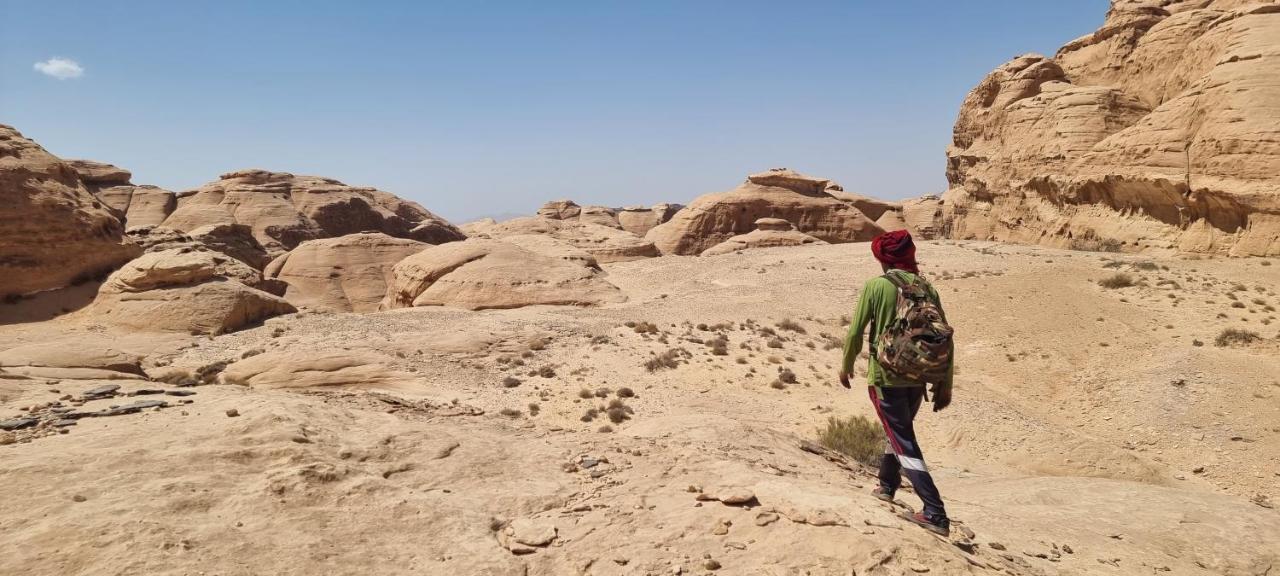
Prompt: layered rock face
<box><xmin>264</xmin><ymin>232</ymin><xmax>427</xmax><ymax>313</ymax></box>
<box><xmin>382</xmin><ymin>238</ymin><xmax>626</xmax><ymax>310</ymax></box>
<box><xmin>162</xmin><ymin>169</ymin><xmax>465</xmax><ymax>256</ymax></box>
<box><xmin>646</xmin><ymin>169</ymin><xmax>884</xmax><ymax>255</ymax></box>
<box><xmin>86</xmin><ymin>247</ymin><xmax>295</xmax><ymax>334</ymax></box>
<box><xmin>68</xmin><ymin>160</ymin><xmax>177</xmax><ymax>229</ymax></box>
<box><xmin>618</xmin><ymin>203</ymin><xmax>682</xmax><ymax>236</ymax></box>
<box><xmin>464</xmin><ymin>216</ymin><xmax>658</xmax><ymax>263</ymax></box>
<box><xmin>0</xmin><ymin>126</ymin><xmax>141</xmax><ymax>298</ymax></box>
<box><xmin>943</xmin><ymin>0</ymin><xmax>1280</xmax><ymax>256</ymax></box>
<box><xmin>126</xmin><ymin>224</ymin><xmax>272</xmax><ymax>270</ymax></box>
<box><xmin>701</xmin><ymin>218</ymin><xmax>828</xmax><ymax>256</ymax></box>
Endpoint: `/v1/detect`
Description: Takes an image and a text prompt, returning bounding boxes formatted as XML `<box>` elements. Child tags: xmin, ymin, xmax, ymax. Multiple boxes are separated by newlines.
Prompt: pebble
<box><xmin>72</xmin><ymin>494</ymin><xmax>86</xmax><ymax>502</ymax></box>
<box><xmin>226</xmin><ymin>409</ymin><xmax>240</xmax><ymax>418</ymax></box>
<box><xmin>702</xmin><ymin>559</ymin><xmax>721</xmax><ymax>570</ymax></box>
<box><xmin>988</xmin><ymin>542</ymin><xmax>1006</xmax><ymax>551</ymax></box>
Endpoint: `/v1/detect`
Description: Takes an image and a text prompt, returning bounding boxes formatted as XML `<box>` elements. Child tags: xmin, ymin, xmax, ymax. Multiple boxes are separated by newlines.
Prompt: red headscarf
<box><xmin>871</xmin><ymin>230</ymin><xmax>918</xmax><ymax>273</ymax></box>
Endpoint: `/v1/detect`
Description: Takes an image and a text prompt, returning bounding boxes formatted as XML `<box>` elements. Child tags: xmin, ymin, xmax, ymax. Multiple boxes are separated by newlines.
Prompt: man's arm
<box><xmin>839</xmin><ymin>280</ymin><xmax>877</xmax><ymax>385</ymax></box>
<box><xmin>929</xmin><ymin>284</ymin><xmax>954</xmax><ymax>410</ymax></box>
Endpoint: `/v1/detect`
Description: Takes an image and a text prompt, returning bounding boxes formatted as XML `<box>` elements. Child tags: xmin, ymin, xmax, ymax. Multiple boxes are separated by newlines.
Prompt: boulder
<box><xmin>828</xmin><ymin>190</ymin><xmax>901</xmax><ymax>222</ymax></box>
<box><xmin>943</xmin><ymin>1</ymin><xmax>1280</xmax><ymax>256</ymax></box>
<box><xmin>86</xmin><ymin>247</ymin><xmax>295</xmax><ymax>334</ymax></box>
<box><xmin>0</xmin><ymin>126</ymin><xmax>141</xmax><ymax>297</ymax></box>
<box><xmin>265</xmin><ymin>232</ymin><xmax>427</xmax><ymax>313</ymax></box>
<box><xmin>465</xmin><ymin>216</ymin><xmax>658</xmax><ymax>263</ymax></box>
<box><xmin>161</xmin><ymin>169</ymin><xmax>464</xmax><ymax>256</ymax></box>
<box><xmin>382</xmin><ymin>238</ymin><xmax>626</xmax><ymax>310</ymax></box>
<box><xmin>617</xmin><ymin>203</ymin><xmax>682</xmax><ymax>236</ymax></box>
<box><xmin>577</xmin><ymin>205</ymin><xmax>622</xmax><ymax>228</ymax></box>
<box><xmin>701</xmin><ymin>218</ymin><xmax>828</xmax><ymax>256</ymax></box>
<box><xmin>536</xmin><ymin>200</ymin><xmax>581</xmax><ymax>220</ymax></box>
<box><xmin>645</xmin><ymin>169</ymin><xmax>883</xmax><ymax>255</ymax></box>
<box><xmin>901</xmin><ymin>196</ymin><xmax>944</xmax><ymax>240</ymax></box>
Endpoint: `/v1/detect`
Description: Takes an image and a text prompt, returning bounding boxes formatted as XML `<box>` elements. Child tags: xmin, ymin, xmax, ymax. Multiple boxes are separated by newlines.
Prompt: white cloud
<box><xmin>33</xmin><ymin>57</ymin><xmax>85</xmax><ymax>80</ymax></box>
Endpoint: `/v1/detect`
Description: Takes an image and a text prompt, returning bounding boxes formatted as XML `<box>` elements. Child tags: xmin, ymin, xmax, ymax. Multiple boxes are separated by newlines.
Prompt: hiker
<box><xmin>838</xmin><ymin>229</ymin><xmax>955</xmax><ymax>536</ymax></box>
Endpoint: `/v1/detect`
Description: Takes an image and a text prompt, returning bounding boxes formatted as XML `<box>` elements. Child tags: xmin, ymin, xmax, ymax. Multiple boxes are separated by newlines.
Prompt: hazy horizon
<box><xmin>2</xmin><ymin>0</ymin><xmax>1107</xmax><ymax>222</ymax></box>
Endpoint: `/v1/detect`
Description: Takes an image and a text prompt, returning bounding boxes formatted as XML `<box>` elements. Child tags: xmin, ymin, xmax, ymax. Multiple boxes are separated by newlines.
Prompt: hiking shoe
<box><xmin>871</xmin><ymin>487</ymin><xmax>895</xmax><ymax>503</ymax></box>
<box><xmin>902</xmin><ymin>511</ymin><xmax>950</xmax><ymax>536</ymax></box>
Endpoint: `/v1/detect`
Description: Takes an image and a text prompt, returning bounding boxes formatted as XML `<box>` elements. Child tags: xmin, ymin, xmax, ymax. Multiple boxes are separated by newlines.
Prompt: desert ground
<box><xmin>3</xmin><ymin>240</ymin><xmax>1277</xmax><ymax>576</ymax></box>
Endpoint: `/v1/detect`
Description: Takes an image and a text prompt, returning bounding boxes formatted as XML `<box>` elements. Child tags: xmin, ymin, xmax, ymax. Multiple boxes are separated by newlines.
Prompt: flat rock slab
<box><xmin>83</xmin><ymin>384</ymin><xmax>121</xmax><ymax>398</ymax></box>
<box><xmin>0</xmin><ymin>417</ymin><xmax>38</xmax><ymax>431</ymax></box>
<box><xmin>98</xmin><ymin>400</ymin><xmax>169</xmax><ymax>417</ymax></box>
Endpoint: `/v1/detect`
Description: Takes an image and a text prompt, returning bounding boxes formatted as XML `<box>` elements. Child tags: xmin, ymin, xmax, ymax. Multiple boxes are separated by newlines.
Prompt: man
<box><xmin>839</xmin><ymin>230</ymin><xmax>953</xmax><ymax>536</ymax></box>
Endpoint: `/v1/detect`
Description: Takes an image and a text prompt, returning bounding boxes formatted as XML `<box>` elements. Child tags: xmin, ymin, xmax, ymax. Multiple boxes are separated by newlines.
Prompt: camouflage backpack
<box><xmin>874</xmin><ymin>271</ymin><xmax>954</xmax><ymax>383</ymax></box>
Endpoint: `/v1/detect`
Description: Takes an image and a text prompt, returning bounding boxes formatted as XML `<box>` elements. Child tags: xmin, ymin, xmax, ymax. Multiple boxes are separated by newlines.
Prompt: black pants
<box><xmin>867</xmin><ymin>386</ymin><xmax>947</xmax><ymax>522</ymax></box>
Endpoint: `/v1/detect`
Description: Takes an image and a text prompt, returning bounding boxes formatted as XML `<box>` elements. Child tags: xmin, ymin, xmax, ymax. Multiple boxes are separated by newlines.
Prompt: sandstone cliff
<box><xmin>943</xmin><ymin>0</ymin><xmax>1280</xmax><ymax>256</ymax></box>
<box><xmin>0</xmin><ymin>127</ymin><xmax>140</xmax><ymax>298</ymax></box>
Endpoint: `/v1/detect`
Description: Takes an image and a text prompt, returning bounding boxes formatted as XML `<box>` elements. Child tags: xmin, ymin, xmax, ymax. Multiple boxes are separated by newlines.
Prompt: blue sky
<box><xmin>1</xmin><ymin>1</ymin><xmax>1106</xmax><ymax>222</ymax></box>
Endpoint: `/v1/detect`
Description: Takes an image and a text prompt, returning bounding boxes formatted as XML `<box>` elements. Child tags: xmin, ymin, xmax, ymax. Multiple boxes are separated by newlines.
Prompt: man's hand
<box><xmin>838</xmin><ymin>372</ymin><xmax>852</xmax><ymax>389</ymax></box>
<box><xmin>931</xmin><ymin>384</ymin><xmax>951</xmax><ymax>412</ymax></box>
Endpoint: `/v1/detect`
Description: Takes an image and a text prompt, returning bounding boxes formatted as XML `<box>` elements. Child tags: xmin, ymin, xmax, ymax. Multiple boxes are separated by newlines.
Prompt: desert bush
<box><xmin>537</xmin><ymin>366</ymin><xmax>556</xmax><ymax>378</ymax></box>
<box><xmin>578</xmin><ymin>388</ymin><xmax>594</xmax><ymax>399</ymax></box>
<box><xmin>645</xmin><ymin>348</ymin><xmax>688</xmax><ymax>371</ymax></box>
<box><xmin>527</xmin><ymin>403</ymin><xmax>540</xmax><ymax>416</ymax></box>
<box><xmin>632</xmin><ymin>321</ymin><xmax>659</xmax><ymax>334</ymax></box>
<box><xmin>616</xmin><ymin>387</ymin><xmax>635</xmax><ymax>398</ymax></box>
<box><xmin>196</xmin><ymin>360</ymin><xmax>231</xmax><ymax>384</ymax></box>
<box><xmin>767</xmin><ymin>338</ymin><xmax>784</xmax><ymax>349</ymax></box>
<box><xmin>776</xmin><ymin>319</ymin><xmax>806</xmax><ymax>334</ymax></box>
<box><xmin>777</xmin><ymin>368</ymin><xmax>797</xmax><ymax>384</ymax></box>
<box><xmin>597</xmin><ymin>425</ymin><xmax>613</xmax><ymax>433</ymax></box>
<box><xmin>501</xmin><ymin>376</ymin><xmax>522</xmax><ymax>388</ymax></box>
<box><xmin>817</xmin><ymin>415</ymin><xmax>882</xmax><ymax>466</ymax></box>
<box><xmin>707</xmin><ymin>334</ymin><xmax>729</xmax><ymax>356</ymax></box>
<box><xmin>528</xmin><ymin>337</ymin><xmax>549</xmax><ymax>351</ymax></box>
<box><xmin>606</xmin><ymin>399</ymin><xmax>633</xmax><ymax>423</ymax></box>
<box><xmin>1133</xmin><ymin>261</ymin><xmax>1159</xmax><ymax>271</ymax></box>
<box><xmin>155</xmin><ymin>370</ymin><xmax>199</xmax><ymax>387</ymax></box>
<box><xmin>240</xmin><ymin>348</ymin><xmax>264</xmax><ymax>359</ymax></box>
<box><xmin>1098</xmin><ymin>273</ymin><xmax>1136</xmax><ymax>289</ymax></box>
<box><xmin>581</xmin><ymin>408</ymin><xmax>598</xmax><ymax>422</ymax></box>
<box><xmin>770</xmin><ymin>379</ymin><xmax>786</xmax><ymax>390</ymax></box>
<box><xmin>1231</xmin><ymin>301</ymin><xmax>1246</xmax><ymax>309</ymax></box>
<box><xmin>499</xmin><ymin>408</ymin><xmax>522</xmax><ymax>418</ymax></box>
<box><xmin>594</xmin><ymin>387</ymin><xmax>611</xmax><ymax>398</ymax></box>
<box><xmin>1215</xmin><ymin>328</ymin><xmax>1261</xmax><ymax>348</ymax></box>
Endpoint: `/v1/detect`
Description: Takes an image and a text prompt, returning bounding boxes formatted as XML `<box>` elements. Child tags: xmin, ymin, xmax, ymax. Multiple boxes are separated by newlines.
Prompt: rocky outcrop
<box><xmin>382</xmin><ymin>238</ymin><xmax>625</xmax><ymax>310</ymax></box>
<box><xmin>0</xmin><ymin>126</ymin><xmax>141</xmax><ymax>298</ymax></box>
<box><xmin>265</xmin><ymin>232</ymin><xmax>427</xmax><ymax>313</ymax></box>
<box><xmin>465</xmin><ymin>217</ymin><xmax>658</xmax><ymax>263</ymax></box>
<box><xmin>701</xmin><ymin>218</ymin><xmax>828</xmax><ymax>256</ymax></box>
<box><xmin>86</xmin><ymin>247</ymin><xmax>294</xmax><ymax>334</ymax></box>
<box><xmin>901</xmin><ymin>196</ymin><xmax>945</xmax><ymax>240</ymax></box>
<box><xmin>125</xmin><ymin>224</ymin><xmax>271</xmax><ymax>270</ymax></box>
<box><xmin>537</xmin><ymin>200</ymin><xmax>582</xmax><ymax>220</ymax></box>
<box><xmin>68</xmin><ymin>160</ymin><xmax>178</xmax><ymax>229</ymax></box>
<box><xmin>645</xmin><ymin>169</ymin><xmax>883</xmax><ymax>255</ymax></box>
<box><xmin>943</xmin><ymin>0</ymin><xmax>1280</xmax><ymax>256</ymax></box>
<box><xmin>618</xmin><ymin>203</ymin><xmax>682</xmax><ymax>236</ymax></box>
<box><xmin>161</xmin><ymin>169</ymin><xmax>464</xmax><ymax>256</ymax></box>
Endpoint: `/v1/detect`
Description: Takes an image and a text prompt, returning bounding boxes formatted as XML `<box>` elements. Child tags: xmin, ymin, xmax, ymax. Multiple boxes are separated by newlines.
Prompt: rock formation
<box><xmin>465</xmin><ymin>217</ymin><xmax>658</xmax><ymax>263</ymax></box>
<box><xmin>618</xmin><ymin>203</ymin><xmax>683</xmax><ymax>236</ymax></box>
<box><xmin>382</xmin><ymin>238</ymin><xmax>625</xmax><ymax>310</ymax></box>
<box><xmin>943</xmin><ymin>0</ymin><xmax>1280</xmax><ymax>256</ymax></box>
<box><xmin>536</xmin><ymin>200</ymin><xmax>582</xmax><ymax>220</ymax></box>
<box><xmin>161</xmin><ymin>169</ymin><xmax>465</xmax><ymax>256</ymax></box>
<box><xmin>67</xmin><ymin>160</ymin><xmax>177</xmax><ymax>229</ymax></box>
<box><xmin>701</xmin><ymin>218</ymin><xmax>828</xmax><ymax>256</ymax></box>
<box><xmin>264</xmin><ymin>232</ymin><xmax>427</xmax><ymax>313</ymax></box>
<box><xmin>86</xmin><ymin>247</ymin><xmax>295</xmax><ymax>334</ymax></box>
<box><xmin>125</xmin><ymin>224</ymin><xmax>271</xmax><ymax>270</ymax></box>
<box><xmin>0</xmin><ymin>126</ymin><xmax>141</xmax><ymax>298</ymax></box>
<box><xmin>645</xmin><ymin>169</ymin><xmax>883</xmax><ymax>255</ymax></box>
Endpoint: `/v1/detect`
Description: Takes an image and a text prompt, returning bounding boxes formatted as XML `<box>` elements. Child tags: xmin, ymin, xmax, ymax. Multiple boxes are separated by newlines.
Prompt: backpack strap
<box><xmin>881</xmin><ymin>270</ymin><xmax>910</xmax><ymax>290</ymax></box>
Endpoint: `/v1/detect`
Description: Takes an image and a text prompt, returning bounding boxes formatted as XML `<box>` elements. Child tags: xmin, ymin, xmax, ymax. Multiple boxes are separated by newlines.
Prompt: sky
<box><xmin>1</xmin><ymin>0</ymin><xmax>1107</xmax><ymax>222</ymax></box>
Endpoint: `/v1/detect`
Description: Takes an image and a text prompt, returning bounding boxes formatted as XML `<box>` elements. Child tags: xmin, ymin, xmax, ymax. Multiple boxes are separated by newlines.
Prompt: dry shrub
<box><xmin>707</xmin><ymin>334</ymin><xmax>729</xmax><ymax>356</ymax></box>
<box><xmin>606</xmin><ymin>399</ymin><xmax>633</xmax><ymax>423</ymax></box>
<box><xmin>1098</xmin><ymin>273</ymin><xmax>1136</xmax><ymax>289</ymax></box>
<box><xmin>645</xmin><ymin>348</ymin><xmax>688</xmax><ymax>372</ymax></box>
<box><xmin>632</xmin><ymin>321</ymin><xmax>659</xmax><ymax>334</ymax></box>
<box><xmin>1215</xmin><ymin>328</ymin><xmax>1261</xmax><ymax>348</ymax></box>
<box><xmin>499</xmin><ymin>408</ymin><xmax>522</xmax><ymax>418</ymax></box>
<box><xmin>776</xmin><ymin>319</ymin><xmax>806</xmax><ymax>334</ymax></box>
<box><xmin>777</xmin><ymin>368</ymin><xmax>797</xmax><ymax>384</ymax></box>
<box><xmin>501</xmin><ymin>376</ymin><xmax>522</xmax><ymax>388</ymax></box>
<box><xmin>578</xmin><ymin>388</ymin><xmax>594</xmax><ymax>399</ymax></box>
<box><xmin>616</xmin><ymin>387</ymin><xmax>635</xmax><ymax>398</ymax></box>
<box><xmin>817</xmin><ymin>415</ymin><xmax>882</xmax><ymax>466</ymax></box>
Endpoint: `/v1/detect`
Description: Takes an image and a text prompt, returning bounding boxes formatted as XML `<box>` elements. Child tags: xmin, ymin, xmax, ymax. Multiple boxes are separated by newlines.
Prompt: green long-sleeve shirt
<box><xmin>841</xmin><ymin>270</ymin><xmax>953</xmax><ymax>389</ymax></box>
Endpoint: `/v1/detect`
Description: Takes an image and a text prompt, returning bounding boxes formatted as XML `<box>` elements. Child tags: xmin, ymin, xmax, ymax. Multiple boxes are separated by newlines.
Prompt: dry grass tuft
<box><xmin>817</xmin><ymin>415</ymin><xmax>882</xmax><ymax>466</ymax></box>
<box><xmin>1215</xmin><ymin>328</ymin><xmax>1261</xmax><ymax>348</ymax></box>
<box><xmin>1098</xmin><ymin>273</ymin><xmax>1136</xmax><ymax>289</ymax></box>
